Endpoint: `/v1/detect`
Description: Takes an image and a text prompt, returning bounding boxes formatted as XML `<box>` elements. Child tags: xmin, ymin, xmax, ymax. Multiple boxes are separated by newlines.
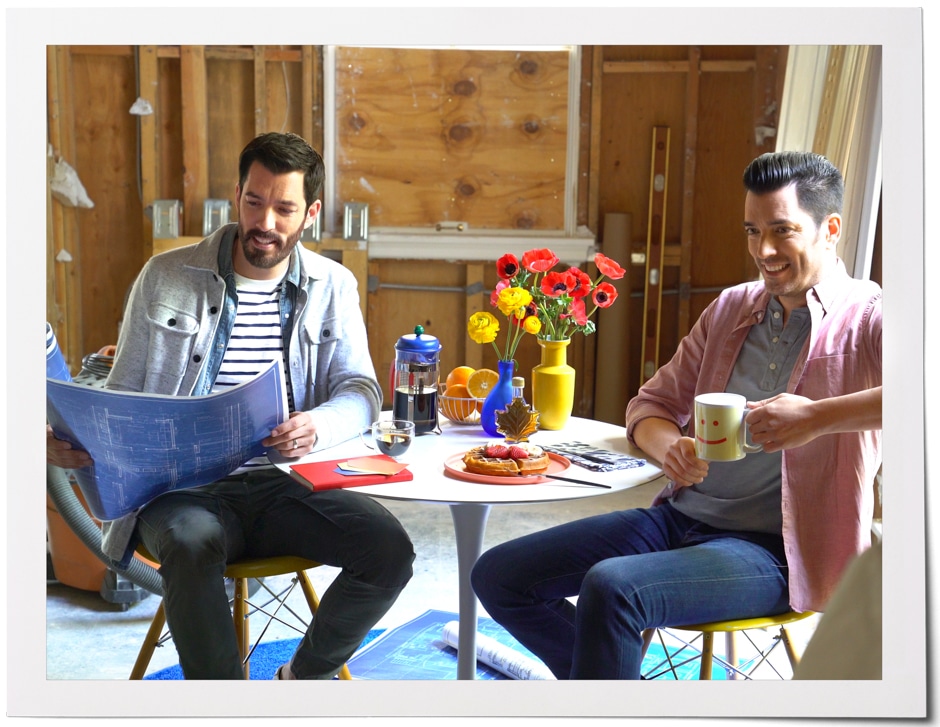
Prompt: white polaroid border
<box><xmin>7</xmin><ymin>4</ymin><xmax>928</xmax><ymax>723</ymax></box>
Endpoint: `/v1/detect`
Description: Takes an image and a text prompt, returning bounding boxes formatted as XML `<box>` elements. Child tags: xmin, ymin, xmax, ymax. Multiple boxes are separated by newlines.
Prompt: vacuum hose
<box><xmin>47</xmin><ymin>463</ymin><xmax>164</xmax><ymax>596</ymax></box>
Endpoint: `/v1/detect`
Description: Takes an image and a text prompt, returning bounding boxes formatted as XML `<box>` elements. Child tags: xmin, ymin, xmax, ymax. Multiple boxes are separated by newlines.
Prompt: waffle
<box><xmin>462</xmin><ymin>442</ymin><xmax>550</xmax><ymax>477</ymax></box>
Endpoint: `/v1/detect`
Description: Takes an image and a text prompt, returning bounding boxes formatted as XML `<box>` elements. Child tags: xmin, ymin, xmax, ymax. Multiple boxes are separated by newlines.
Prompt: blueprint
<box><xmin>46</xmin><ymin>360</ymin><xmax>288</xmax><ymax>521</ymax></box>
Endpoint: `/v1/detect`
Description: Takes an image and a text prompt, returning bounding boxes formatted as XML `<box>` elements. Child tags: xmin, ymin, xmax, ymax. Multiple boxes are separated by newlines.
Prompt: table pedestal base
<box><xmin>449</xmin><ymin>502</ymin><xmax>491</xmax><ymax>680</ymax></box>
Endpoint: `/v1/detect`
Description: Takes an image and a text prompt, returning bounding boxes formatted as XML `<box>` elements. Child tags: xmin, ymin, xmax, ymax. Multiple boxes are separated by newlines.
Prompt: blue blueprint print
<box><xmin>46</xmin><ymin>360</ymin><xmax>288</xmax><ymax>521</ymax></box>
<box><xmin>347</xmin><ymin>609</ymin><xmax>546</xmax><ymax>680</ymax></box>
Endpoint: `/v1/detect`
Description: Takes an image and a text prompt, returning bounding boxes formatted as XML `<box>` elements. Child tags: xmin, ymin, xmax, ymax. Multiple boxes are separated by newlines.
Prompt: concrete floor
<box><xmin>45</xmin><ymin>476</ymin><xmax>819</xmax><ymax>681</ymax></box>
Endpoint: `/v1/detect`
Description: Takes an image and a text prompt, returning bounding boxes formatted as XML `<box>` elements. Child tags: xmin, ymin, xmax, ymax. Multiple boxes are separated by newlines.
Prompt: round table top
<box><xmin>271</xmin><ymin>416</ymin><xmax>665</xmax><ymax>507</ymax></box>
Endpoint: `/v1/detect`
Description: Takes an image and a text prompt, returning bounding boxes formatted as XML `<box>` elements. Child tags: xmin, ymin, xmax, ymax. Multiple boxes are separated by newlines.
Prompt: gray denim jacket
<box><xmin>100</xmin><ymin>224</ymin><xmax>381</xmax><ymax>564</ymax></box>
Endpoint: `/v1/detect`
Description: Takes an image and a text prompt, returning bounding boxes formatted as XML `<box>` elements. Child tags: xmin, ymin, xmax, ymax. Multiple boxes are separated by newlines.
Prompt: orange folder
<box><xmin>290</xmin><ymin>454</ymin><xmax>413</xmax><ymax>491</ymax></box>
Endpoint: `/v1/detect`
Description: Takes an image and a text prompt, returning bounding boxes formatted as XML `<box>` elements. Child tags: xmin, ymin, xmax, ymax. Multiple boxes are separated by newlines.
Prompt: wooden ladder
<box><xmin>639</xmin><ymin>126</ymin><xmax>670</xmax><ymax>386</ymax></box>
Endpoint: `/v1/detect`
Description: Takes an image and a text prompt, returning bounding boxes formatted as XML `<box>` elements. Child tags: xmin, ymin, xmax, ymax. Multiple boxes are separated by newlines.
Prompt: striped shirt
<box><xmin>214</xmin><ymin>272</ymin><xmax>293</xmax><ymax>472</ymax></box>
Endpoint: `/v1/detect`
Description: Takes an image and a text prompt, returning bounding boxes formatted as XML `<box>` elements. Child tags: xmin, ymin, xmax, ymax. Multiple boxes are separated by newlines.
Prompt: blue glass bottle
<box><xmin>480</xmin><ymin>359</ymin><xmax>515</xmax><ymax>438</ymax></box>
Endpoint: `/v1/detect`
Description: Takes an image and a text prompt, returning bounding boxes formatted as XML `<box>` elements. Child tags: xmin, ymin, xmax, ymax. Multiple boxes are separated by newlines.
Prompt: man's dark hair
<box><xmin>238</xmin><ymin>132</ymin><xmax>324</xmax><ymax>210</ymax></box>
<box><xmin>743</xmin><ymin>151</ymin><xmax>844</xmax><ymax>227</ymax></box>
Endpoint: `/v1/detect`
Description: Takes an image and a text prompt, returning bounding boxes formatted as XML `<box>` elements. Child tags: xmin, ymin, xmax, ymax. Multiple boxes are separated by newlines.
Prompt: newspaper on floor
<box><xmin>441</xmin><ymin>621</ymin><xmax>554</xmax><ymax>680</ymax></box>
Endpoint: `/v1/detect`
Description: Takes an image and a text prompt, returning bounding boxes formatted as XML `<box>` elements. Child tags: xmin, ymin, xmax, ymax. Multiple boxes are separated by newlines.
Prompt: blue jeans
<box><xmin>471</xmin><ymin>501</ymin><xmax>789</xmax><ymax>679</ymax></box>
<box><xmin>137</xmin><ymin>469</ymin><xmax>414</xmax><ymax>679</ymax></box>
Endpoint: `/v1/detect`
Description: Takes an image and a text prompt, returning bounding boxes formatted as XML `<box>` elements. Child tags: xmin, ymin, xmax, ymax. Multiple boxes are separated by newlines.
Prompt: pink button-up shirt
<box><xmin>626</xmin><ymin>260</ymin><xmax>882</xmax><ymax>612</ymax></box>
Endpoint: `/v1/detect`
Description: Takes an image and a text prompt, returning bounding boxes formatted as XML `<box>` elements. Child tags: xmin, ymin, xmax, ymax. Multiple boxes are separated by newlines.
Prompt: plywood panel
<box><xmin>206</xmin><ymin>57</ymin><xmax>253</xmax><ymax>201</ymax></box>
<box><xmin>69</xmin><ymin>50</ymin><xmax>145</xmax><ymax>351</ymax></box>
<box><xmin>334</xmin><ymin>47</ymin><xmax>570</xmax><ymax>231</ymax></box>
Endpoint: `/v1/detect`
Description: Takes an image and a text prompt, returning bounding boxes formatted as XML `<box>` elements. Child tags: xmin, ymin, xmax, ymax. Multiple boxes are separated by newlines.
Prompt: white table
<box><xmin>273</xmin><ymin>416</ymin><xmax>664</xmax><ymax>679</ymax></box>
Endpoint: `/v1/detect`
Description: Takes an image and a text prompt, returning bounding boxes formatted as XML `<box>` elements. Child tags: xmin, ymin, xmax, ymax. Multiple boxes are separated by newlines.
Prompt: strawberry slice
<box><xmin>508</xmin><ymin>445</ymin><xmax>529</xmax><ymax>459</ymax></box>
<box><xmin>485</xmin><ymin>445</ymin><xmax>510</xmax><ymax>459</ymax></box>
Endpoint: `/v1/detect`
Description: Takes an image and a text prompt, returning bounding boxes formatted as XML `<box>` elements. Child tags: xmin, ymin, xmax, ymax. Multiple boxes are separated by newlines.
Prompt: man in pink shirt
<box><xmin>472</xmin><ymin>151</ymin><xmax>882</xmax><ymax>679</ymax></box>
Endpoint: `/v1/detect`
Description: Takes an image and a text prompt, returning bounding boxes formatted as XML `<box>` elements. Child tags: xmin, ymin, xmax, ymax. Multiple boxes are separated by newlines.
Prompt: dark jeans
<box><xmin>470</xmin><ymin>501</ymin><xmax>789</xmax><ymax>679</ymax></box>
<box><xmin>136</xmin><ymin>469</ymin><xmax>414</xmax><ymax>679</ymax></box>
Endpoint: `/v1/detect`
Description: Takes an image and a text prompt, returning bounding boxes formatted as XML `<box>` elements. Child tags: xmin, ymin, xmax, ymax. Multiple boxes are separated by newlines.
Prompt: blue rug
<box><xmin>143</xmin><ymin>629</ymin><xmax>384</xmax><ymax>680</ymax></box>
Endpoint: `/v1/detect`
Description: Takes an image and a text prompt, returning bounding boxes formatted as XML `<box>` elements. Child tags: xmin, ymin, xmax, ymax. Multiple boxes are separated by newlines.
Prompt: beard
<box><xmin>237</xmin><ymin>219</ymin><xmax>306</xmax><ymax>271</ymax></box>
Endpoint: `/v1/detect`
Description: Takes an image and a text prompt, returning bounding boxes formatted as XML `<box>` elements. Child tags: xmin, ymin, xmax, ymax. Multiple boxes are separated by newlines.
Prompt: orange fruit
<box><xmin>440</xmin><ymin>384</ymin><xmax>477</xmax><ymax>422</ymax></box>
<box><xmin>466</xmin><ymin>368</ymin><xmax>499</xmax><ymax>400</ymax></box>
<box><xmin>446</xmin><ymin>365</ymin><xmax>475</xmax><ymax>389</ymax></box>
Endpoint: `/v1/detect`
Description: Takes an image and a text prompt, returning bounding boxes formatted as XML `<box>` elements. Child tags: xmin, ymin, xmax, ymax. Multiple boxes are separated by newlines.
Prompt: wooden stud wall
<box><xmin>593</xmin><ymin>45</ymin><xmax>787</xmax><ymax>419</ymax></box>
<box><xmin>47</xmin><ymin>44</ymin><xmax>785</xmax><ymax>425</ymax></box>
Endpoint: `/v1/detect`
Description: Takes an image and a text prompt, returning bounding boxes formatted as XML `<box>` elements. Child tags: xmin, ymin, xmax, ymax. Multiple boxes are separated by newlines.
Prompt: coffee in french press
<box><xmin>392</xmin><ymin>325</ymin><xmax>441</xmax><ymax>435</ymax></box>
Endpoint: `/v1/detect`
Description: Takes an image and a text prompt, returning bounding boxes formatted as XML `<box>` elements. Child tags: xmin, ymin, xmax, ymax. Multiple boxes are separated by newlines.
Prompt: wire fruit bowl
<box><xmin>438</xmin><ymin>386</ymin><xmax>484</xmax><ymax>425</ymax></box>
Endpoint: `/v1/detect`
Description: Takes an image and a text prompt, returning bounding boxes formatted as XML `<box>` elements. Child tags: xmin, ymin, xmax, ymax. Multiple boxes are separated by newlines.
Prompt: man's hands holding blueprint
<box><xmin>264</xmin><ymin>411</ymin><xmax>318</xmax><ymax>458</ymax></box>
<box><xmin>47</xmin><ymin>424</ymin><xmax>92</xmax><ymax>470</ymax></box>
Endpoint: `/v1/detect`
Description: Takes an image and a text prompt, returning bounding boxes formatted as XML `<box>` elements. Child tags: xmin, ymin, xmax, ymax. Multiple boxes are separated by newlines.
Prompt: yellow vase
<box><xmin>531</xmin><ymin>338</ymin><xmax>575</xmax><ymax>430</ymax></box>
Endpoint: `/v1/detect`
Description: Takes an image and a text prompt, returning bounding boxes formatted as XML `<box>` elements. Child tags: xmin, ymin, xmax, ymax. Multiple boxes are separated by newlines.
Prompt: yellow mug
<box><xmin>694</xmin><ymin>392</ymin><xmax>763</xmax><ymax>462</ymax></box>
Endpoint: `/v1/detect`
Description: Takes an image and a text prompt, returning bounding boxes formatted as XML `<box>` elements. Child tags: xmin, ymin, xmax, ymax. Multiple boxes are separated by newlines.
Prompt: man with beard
<box><xmin>471</xmin><ymin>151</ymin><xmax>882</xmax><ymax>679</ymax></box>
<box><xmin>50</xmin><ymin>132</ymin><xmax>415</xmax><ymax>679</ymax></box>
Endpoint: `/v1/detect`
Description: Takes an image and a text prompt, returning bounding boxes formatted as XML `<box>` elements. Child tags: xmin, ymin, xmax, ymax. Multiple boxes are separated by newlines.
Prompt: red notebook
<box><xmin>290</xmin><ymin>454</ymin><xmax>413</xmax><ymax>491</ymax></box>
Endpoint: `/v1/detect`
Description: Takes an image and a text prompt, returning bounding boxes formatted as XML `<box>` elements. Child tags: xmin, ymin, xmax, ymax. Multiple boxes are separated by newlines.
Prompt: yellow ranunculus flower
<box><xmin>495</xmin><ymin>287</ymin><xmax>532</xmax><ymax>318</ymax></box>
<box><xmin>523</xmin><ymin>315</ymin><xmax>542</xmax><ymax>335</ymax></box>
<box><xmin>467</xmin><ymin>311</ymin><xmax>500</xmax><ymax>344</ymax></box>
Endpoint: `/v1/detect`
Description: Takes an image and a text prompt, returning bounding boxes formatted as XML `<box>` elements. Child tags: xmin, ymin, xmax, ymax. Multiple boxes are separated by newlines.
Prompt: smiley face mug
<box><xmin>693</xmin><ymin>392</ymin><xmax>763</xmax><ymax>462</ymax></box>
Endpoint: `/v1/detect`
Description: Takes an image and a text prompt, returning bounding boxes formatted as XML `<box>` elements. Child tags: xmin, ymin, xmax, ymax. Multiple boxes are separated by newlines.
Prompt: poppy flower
<box><xmin>566</xmin><ymin>267</ymin><xmax>592</xmax><ymax>299</ymax></box>
<box><xmin>595</xmin><ymin>252</ymin><xmax>626</xmax><ymax>280</ymax></box>
<box><xmin>592</xmin><ymin>282</ymin><xmax>618</xmax><ymax>308</ymax></box>
<box><xmin>522</xmin><ymin>248</ymin><xmax>559</xmax><ymax>274</ymax></box>
<box><xmin>541</xmin><ymin>271</ymin><xmax>575</xmax><ymax>298</ymax></box>
<box><xmin>497</xmin><ymin>254</ymin><xmax>520</xmax><ymax>280</ymax></box>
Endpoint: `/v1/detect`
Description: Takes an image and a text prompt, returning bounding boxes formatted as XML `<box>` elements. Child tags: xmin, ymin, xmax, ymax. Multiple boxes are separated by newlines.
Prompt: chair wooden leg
<box><xmin>233</xmin><ymin>577</ymin><xmax>250</xmax><ymax>679</ymax></box>
<box><xmin>699</xmin><ymin>632</ymin><xmax>715</xmax><ymax>680</ymax></box>
<box><xmin>725</xmin><ymin>631</ymin><xmax>738</xmax><ymax>680</ymax></box>
<box><xmin>640</xmin><ymin>628</ymin><xmax>655</xmax><ymax>659</ymax></box>
<box><xmin>779</xmin><ymin>626</ymin><xmax>801</xmax><ymax>671</ymax></box>
<box><xmin>130</xmin><ymin>601</ymin><xmax>166</xmax><ymax>679</ymax></box>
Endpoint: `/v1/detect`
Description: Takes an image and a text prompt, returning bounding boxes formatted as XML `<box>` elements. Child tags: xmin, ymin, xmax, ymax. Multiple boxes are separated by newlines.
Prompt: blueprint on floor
<box><xmin>46</xmin><ymin>360</ymin><xmax>288</xmax><ymax>521</ymax></box>
<box><xmin>346</xmin><ymin>609</ymin><xmax>548</xmax><ymax>680</ymax></box>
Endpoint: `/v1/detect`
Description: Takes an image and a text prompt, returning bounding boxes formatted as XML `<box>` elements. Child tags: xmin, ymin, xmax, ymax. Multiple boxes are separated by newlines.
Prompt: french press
<box><xmin>392</xmin><ymin>325</ymin><xmax>441</xmax><ymax>435</ymax></box>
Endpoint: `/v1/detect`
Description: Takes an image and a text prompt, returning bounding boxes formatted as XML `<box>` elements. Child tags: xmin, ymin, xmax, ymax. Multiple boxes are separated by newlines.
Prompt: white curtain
<box><xmin>776</xmin><ymin>45</ymin><xmax>882</xmax><ymax>280</ymax></box>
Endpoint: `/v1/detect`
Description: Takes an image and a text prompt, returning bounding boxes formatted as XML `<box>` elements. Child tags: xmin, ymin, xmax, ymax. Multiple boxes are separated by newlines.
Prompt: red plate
<box><xmin>443</xmin><ymin>451</ymin><xmax>571</xmax><ymax>485</ymax></box>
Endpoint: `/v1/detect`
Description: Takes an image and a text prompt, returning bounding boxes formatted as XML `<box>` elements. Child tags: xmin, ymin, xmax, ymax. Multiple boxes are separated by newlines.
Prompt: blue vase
<box><xmin>480</xmin><ymin>360</ymin><xmax>515</xmax><ymax>438</ymax></box>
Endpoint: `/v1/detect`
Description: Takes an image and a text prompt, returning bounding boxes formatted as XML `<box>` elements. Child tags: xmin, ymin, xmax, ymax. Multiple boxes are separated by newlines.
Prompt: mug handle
<box><xmin>358</xmin><ymin>427</ymin><xmax>375</xmax><ymax>451</ymax></box>
<box><xmin>742</xmin><ymin>415</ymin><xmax>763</xmax><ymax>454</ymax></box>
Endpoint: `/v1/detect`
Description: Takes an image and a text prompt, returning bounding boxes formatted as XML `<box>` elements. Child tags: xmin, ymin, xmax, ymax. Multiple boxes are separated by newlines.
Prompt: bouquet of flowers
<box><xmin>490</xmin><ymin>247</ymin><xmax>626</xmax><ymax>342</ymax></box>
<box><xmin>467</xmin><ymin>284</ymin><xmax>542</xmax><ymax>362</ymax></box>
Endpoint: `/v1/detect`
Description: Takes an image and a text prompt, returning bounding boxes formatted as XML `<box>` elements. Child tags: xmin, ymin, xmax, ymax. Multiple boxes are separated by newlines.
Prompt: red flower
<box><xmin>497</xmin><ymin>253</ymin><xmax>520</xmax><ymax>280</ymax></box>
<box><xmin>568</xmin><ymin>298</ymin><xmax>588</xmax><ymax>326</ymax></box>
<box><xmin>541</xmin><ymin>271</ymin><xmax>575</xmax><ymax>298</ymax></box>
<box><xmin>595</xmin><ymin>252</ymin><xmax>626</xmax><ymax>280</ymax></box>
<box><xmin>592</xmin><ymin>282</ymin><xmax>618</xmax><ymax>308</ymax></box>
<box><xmin>522</xmin><ymin>248</ymin><xmax>559</xmax><ymax>273</ymax></box>
<box><xmin>566</xmin><ymin>266</ymin><xmax>592</xmax><ymax>299</ymax></box>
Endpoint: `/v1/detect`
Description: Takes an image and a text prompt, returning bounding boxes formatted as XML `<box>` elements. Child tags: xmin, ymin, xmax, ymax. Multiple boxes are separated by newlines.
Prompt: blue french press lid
<box><xmin>395</xmin><ymin>325</ymin><xmax>441</xmax><ymax>354</ymax></box>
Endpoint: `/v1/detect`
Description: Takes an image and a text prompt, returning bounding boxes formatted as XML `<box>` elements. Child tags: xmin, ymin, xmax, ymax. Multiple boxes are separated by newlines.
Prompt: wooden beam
<box><xmin>138</xmin><ymin>45</ymin><xmax>158</xmax><ymax>262</ymax></box>
<box><xmin>677</xmin><ymin>46</ymin><xmax>700</xmax><ymax>339</ymax></box>
<box><xmin>180</xmin><ymin>46</ymin><xmax>210</xmax><ymax>237</ymax></box>
<box><xmin>588</xmin><ymin>46</ymin><xmax>604</xmax><ymax>234</ymax></box>
<box><xmin>464</xmin><ymin>264</ymin><xmax>485</xmax><ymax>370</ymax></box>
<box><xmin>254</xmin><ymin>45</ymin><xmax>267</xmax><ymax>134</ymax></box>
<box><xmin>301</xmin><ymin>46</ymin><xmax>315</xmax><ymax>147</ymax></box>
<box><xmin>47</xmin><ymin>45</ymin><xmax>84</xmax><ymax>372</ymax></box>
<box><xmin>603</xmin><ymin>59</ymin><xmax>755</xmax><ymax>74</ymax></box>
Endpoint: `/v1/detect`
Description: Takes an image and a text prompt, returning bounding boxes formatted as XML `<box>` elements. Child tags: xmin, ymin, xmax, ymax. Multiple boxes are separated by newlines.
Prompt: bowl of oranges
<box><xmin>438</xmin><ymin>366</ymin><xmax>499</xmax><ymax>425</ymax></box>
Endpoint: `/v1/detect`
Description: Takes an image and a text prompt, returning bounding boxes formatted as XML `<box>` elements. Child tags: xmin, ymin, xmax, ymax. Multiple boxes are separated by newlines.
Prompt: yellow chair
<box><xmin>641</xmin><ymin>610</ymin><xmax>816</xmax><ymax>680</ymax></box>
<box><xmin>130</xmin><ymin>554</ymin><xmax>352</xmax><ymax>680</ymax></box>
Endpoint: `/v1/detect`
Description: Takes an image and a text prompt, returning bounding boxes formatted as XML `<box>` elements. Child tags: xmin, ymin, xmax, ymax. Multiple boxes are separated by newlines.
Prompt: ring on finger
<box><xmin>292</xmin><ymin>438</ymin><xmax>299</xmax><ymax>449</ymax></box>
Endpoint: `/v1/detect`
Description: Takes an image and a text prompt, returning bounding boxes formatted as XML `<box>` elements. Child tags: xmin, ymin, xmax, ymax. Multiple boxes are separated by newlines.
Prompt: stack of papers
<box><xmin>290</xmin><ymin>454</ymin><xmax>413</xmax><ymax>491</ymax></box>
